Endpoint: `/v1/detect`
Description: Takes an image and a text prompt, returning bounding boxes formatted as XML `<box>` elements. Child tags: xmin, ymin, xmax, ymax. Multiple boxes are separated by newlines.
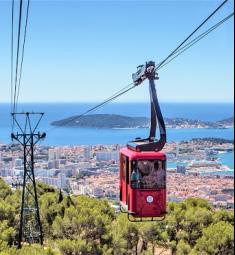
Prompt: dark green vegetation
<box><xmin>0</xmin><ymin>178</ymin><xmax>234</xmax><ymax>255</ymax></box>
<box><xmin>51</xmin><ymin>114</ymin><xmax>149</xmax><ymax>129</ymax></box>
<box><xmin>51</xmin><ymin>114</ymin><xmax>234</xmax><ymax>129</ymax></box>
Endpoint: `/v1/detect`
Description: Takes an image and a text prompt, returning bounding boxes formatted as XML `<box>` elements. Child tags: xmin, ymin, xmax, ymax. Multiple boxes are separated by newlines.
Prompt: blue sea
<box><xmin>0</xmin><ymin>102</ymin><xmax>234</xmax><ymax>171</ymax></box>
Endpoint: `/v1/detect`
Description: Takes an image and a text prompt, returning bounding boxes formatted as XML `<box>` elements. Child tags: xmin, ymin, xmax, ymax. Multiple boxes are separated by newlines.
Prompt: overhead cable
<box><xmin>16</xmin><ymin>0</ymin><xmax>31</xmax><ymax>109</ymax></box>
<box><xmin>157</xmin><ymin>12</ymin><xmax>234</xmax><ymax>71</ymax></box>
<box><xmin>46</xmin><ymin>2</ymin><xmax>232</xmax><ymax>133</ymax></box>
<box><xmin>13</xmin><ymin>0</ymin><xmax>23</xmax><ymax>114</ymax></box>
<box><xmin>47</xmin><ymin>82</ymin><xmax>136</xmax><ymax>132</ymax></box>
<box><xmin>156</xmin><ymin>0</ymin><xmax>229</xmax><ymax>70</ymax></box>
<box><xmin>11</xmin><ymin>0</ymin><xmax>15</xmax><ymax>113</ymax></box>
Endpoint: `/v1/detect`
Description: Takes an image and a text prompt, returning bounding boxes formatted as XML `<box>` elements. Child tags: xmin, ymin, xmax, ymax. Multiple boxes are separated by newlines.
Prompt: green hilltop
<box><xmin>0</xmin><ymin>178</ymin><xmax>234</xmax><ymax>255</ymax></box>
<box><xmin>51</xmin><ymin>114</ymin><xmax>234</xmax><ymax>129</ymax></box>
<box><xmin>51</xmin><ymin>114</ymin><xmax>149</xmax><ymax>129</ymax></box>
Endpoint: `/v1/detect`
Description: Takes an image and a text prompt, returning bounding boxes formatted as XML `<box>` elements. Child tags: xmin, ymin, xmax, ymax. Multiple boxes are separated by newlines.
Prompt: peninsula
<box><xmin>51</xmin><ymin>114</ymin><xmax>234</xmax><ymax>129</ymax></box>
<box><xmin>51</xmin><ymin>114</ymin><xmax>149</xmax><ymax>129</ymax></box>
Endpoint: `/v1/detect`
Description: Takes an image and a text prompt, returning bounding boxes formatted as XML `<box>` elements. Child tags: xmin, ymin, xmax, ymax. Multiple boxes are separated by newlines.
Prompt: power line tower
<box><xmin>11</xmin><ymin>112</ymin><xmax>46</xmax><ymax>248</ymax></box>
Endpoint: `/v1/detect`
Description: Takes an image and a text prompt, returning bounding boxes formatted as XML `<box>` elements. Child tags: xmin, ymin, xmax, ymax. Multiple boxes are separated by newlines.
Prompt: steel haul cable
<box><xmin>156</xmin><ymin>0</ymin><xmax>229</xmax><ymax>70</ymax></box>
<box><xmin>47</xmin><ymin>83</ymin><xmax>136</xmax><ymax>132</ymax></box>
<box><xmin>46</xmin><ymin>9</ymin><xmax>233</xmax><ymax>134</ymax></box>
<box><xmin>16</xmin><ymin>0</ymin><xmax>31</xmax><ymax>109</ymax></box>
<box><xmin>157</xmin><ymin>12</ymin><xmax>234</xmax><ymax>71</ymax></box>
<box><xmin>11</xmin><ymin>0</ymin><xmax>15</xmax><ymax>114</ymax></box>
<box><xmin>11</xmin><ymin>0</ymin><xmax>31</xmax><ymax>133</ymax></box>
<box><xmin>13</xmin><ymin>0</ymin><xmax>23</xmax><ymax>115</ymax></box>
<box><xmin>9</xmin><ymin>0</ymin><xmax>230</xmax><ymax>134</ymax></box>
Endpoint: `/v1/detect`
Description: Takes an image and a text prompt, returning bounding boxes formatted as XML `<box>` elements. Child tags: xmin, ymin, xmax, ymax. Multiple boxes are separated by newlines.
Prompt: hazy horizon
<box><xmin>0</xmin><ymin>101</ymin><xmax>234</xmax><ymax>104</ymax></box>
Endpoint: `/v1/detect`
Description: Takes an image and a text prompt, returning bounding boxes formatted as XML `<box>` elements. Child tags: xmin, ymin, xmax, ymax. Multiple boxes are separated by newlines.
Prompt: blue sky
<box><xmin>0</xmin><ymin>0</ymin><xmax>234</xmax><ymax>103</ymax></box>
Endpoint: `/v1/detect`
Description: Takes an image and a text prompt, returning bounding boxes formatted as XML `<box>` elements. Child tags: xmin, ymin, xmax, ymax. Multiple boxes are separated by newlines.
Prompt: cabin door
<box><xmin>121</xmin><ymin>154</ymin><xmax>129</xmax><ymax>205</ymax></box>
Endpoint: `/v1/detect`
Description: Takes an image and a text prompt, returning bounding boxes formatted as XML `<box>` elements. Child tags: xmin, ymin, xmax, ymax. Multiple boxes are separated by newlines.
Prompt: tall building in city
<box><xmin>48</xmin><ymin>160</ymin><xmax>55</xmax><ymax>169</ymax></box>
<box><xmin>0</xmin><ymin>152</ymin><xmax>3</xmax><ymax>172</ymax></box>
<box><xmin>15</xmin><ymin>158</ymin><xmax>23</xmax><ymax>167</ymax></box>
<box><xmin>56</xmin><ymin>149</ymin><xmax>61</xmax><ymax>159</ymax></box>
<box><xmin>58</xmin><ymin>173</ymin><xmax>67</xmax><ymax>188</ymax></box>
<box><xmin>176</xmin><ymin>142</ymin><xmax>180</xmax><ymax>158</ymax></box>
<box><xmin>48</xmin><ymin>149</ymin><xmax>56</xmax><ymax>161</ymax></box>
<box><xmin>84</xmin><ymin>146</ymin><xmax>92</xmax><ymax>160</ymax></box>
<box><xmin>54</xmin><ymin>159</ymin><xmax>60</xmax><ymax>169</ymax></box>
<box><xmin>177</xmin><ymin>164</ymin><xmax>187</xmax><ymax>174</ymax></box>
<box><xmin>96</xmin><ymin>151</ymin><xmax>119</xmax><ymax>162</ymax></box>
<box><xmin>49</xmin><ymin>148</ymin><xmax>61</xmax><ymax>161</ymax></box>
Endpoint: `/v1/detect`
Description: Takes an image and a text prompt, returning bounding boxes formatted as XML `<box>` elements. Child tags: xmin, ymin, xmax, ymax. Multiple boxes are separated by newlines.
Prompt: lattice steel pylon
<box><xmin>11</xmin><ymin>112</ymin><xmax>46</xmax><ymax>248</ymax></box>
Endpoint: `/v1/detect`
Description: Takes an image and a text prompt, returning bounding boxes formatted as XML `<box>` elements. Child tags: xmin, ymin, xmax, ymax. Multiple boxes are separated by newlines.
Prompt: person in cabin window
<box><xmin>155</xmin><ymin>161</ymin><xmax>166</xmax><ymax>187</ymax></box>
<box><xmin>147</xmin><ymin>161</ymin><xmax>165</xmax><ymax>188</ymax></box>
<box><xmin>137</xmin><ymin>161</ymin><xmax>154</xmax><ymax>188</ymax></box>
<box><xmin>137</xmin><ymin>160</ymin><xmax>165</xmax><ymax>189</ymax></box>
<box><xmin>131</xmin><ymin>161</ymin><xmax>140</xmax><ymax>188</ymax></box>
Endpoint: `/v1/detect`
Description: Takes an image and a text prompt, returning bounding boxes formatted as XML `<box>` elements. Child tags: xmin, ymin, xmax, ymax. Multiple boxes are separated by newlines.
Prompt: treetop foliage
<box><xmin>0</xmin><ymin>178</ymin><xmax>234</xmax><ymax>255</ymax></box>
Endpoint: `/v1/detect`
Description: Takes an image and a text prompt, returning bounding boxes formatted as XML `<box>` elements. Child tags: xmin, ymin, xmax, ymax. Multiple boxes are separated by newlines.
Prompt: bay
<box><xmin>0</xmin><ymin>102</ymin><xmax>234</xmax><ymax>172</ymax></box>
<box><xmin>0</xmin><ymin>102</ymin><xmax>234</xmax><ymax>145</ymax></box>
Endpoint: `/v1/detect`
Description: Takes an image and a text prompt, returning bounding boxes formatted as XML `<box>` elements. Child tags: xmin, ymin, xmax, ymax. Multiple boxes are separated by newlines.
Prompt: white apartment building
<box><xmin>96</xmin><ymin>151</ymin><xmax>119</xmax><ymax>162</ymax></box>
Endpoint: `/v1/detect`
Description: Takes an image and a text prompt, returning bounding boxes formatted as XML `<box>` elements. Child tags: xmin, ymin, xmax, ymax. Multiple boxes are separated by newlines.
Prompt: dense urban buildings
<box><xmin>0</xmin><ymin>139</ymin><xmax>234</xmax><ymax>209</ymax></box>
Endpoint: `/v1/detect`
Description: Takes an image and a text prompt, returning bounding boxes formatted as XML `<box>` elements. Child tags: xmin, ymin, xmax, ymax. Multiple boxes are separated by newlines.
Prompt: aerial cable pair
<box><xmin>11</xmin><ymin>0</ymin><xmax>31</xmax><ymax>120</ymax></box>
<box><xmin>47</xmin><ymin>0</ymin><xmax>233</xmax><ymax>133</ymax></box>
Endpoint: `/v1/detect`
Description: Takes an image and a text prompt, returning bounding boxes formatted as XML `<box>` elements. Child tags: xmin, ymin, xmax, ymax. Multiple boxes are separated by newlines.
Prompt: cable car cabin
<box><xmin>120</xmin><ymin>147</ymin><xmax>167</xmax><ymax>220</ymax></box>
<box><xmin>120</xmin><ymin>61</ymin><xmax>167</xmax><ymax>221</ymax></box>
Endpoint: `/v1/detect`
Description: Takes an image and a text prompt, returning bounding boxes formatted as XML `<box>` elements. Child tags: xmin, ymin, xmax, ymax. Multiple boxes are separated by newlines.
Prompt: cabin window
<box><xmin>131</xmin><ymin>160</ymin><xmax>166</xmax><ymax>189</ymax></box>
<box><xmin>122</xmin><ymin>155</ymin><xmax>129</xmax><ymax>183</ymax></box>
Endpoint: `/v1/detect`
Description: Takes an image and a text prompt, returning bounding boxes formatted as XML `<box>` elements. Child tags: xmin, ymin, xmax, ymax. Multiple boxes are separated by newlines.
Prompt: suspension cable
<box><xmin>88</xmin><ymin>82</ymin><xmax>135</xmax><ymax>112</ymax></box>
<box><xmin>16</xmin><ymin>0</ymin><xmax>31</xmax><ymax>109</ymax></box>
<box><xmin>46</xmin><ymin>10</ymin><xmax>233</xmax><ymax>134</ymax></box>
<box><xmin>156</xmin><ymin>0</ymin><xmax>229</xmax><ymax>70</ymax></box>
<box><xmin>13</xmin><ymin>0</ymin><xmax>23</xmax><ymax>114</ymax></box>
<box><xmin>47</xmin><ymin>82</ymin><xmax>136</xmax><ymax>132</ymax></box>
<box><xmin>11</xmin><ymin>0</ymin><xmax>15</xmax><ymax>114</ymax></box>
<box><xmin>157</xmin><ymin>12</ymin><xmax>234</xmax><ymax>71</ymax></box>
<box><xmin>80</xmin><ymin>83</ymin><xmax>135</xmax><ymax>116</ymax></box>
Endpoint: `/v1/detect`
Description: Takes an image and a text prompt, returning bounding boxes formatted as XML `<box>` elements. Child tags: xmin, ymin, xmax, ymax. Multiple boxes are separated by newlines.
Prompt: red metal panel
<box><xmin>129</xmin><ymin>189</ymin><xmax>166</xmax><ymax>217</ymax></box>
<box><xmin>120</xmin><ymin>153</ymin><xmax>127</xmax><ymax>205</ymax></box>
<box><xmin>120</xmin><ymin>147</ymin><xmax>166</xmax><ymax>161</ymax></box>
<box><xmin>120</xmin><ymin>147</ymin><xmax>167</xmax><ymax>218</ymax></box>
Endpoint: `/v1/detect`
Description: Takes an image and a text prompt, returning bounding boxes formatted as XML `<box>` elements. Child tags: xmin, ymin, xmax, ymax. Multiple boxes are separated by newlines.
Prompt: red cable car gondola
<box><xmin>120</xmin><ymin>61</ymin><xmax>167</xmax><ymax>221</ymax></box>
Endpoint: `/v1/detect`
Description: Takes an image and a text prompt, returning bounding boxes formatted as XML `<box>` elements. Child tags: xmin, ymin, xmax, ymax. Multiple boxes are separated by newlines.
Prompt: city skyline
<box><xmin>1</xmin><ymin>140</ymin><xmax>234</xmax><ymax>206</ymax></box>
<box><xmin>0</xmin><ymin>0</ymin><xmax>234</xmax><ymax>103</ymax></box>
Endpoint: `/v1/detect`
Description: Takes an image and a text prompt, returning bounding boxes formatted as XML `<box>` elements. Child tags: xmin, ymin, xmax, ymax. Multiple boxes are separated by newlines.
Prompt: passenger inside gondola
<box><xmin>130</xmin><ymin>161</ymin><xmax>140</xmax><ymax>188</ymax></box>
<box><xmin>131</xmin><ymin>160</ymin><xmax>166</xmax><ymax>189</ymax></box>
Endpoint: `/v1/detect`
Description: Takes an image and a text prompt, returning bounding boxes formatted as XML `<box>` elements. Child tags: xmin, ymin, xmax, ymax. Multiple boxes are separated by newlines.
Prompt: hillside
<box><xmin>0</xmin><ymin>178</ymin><xmax>234</xmax><ymax>255</ymax></box>
<box><xmin>217</xmin><ymin>117</ymin><xmax>234</xmax><ymax>126</ymax></box>
<box><xmin>51</xmin><ymin>114</ymin><xmax>234</xmax><ymax>129</ymax></box>
<box><xmin>51</xmin><ymin>114</ymin><xmax>149</xmax><ymax>128</ymax></box>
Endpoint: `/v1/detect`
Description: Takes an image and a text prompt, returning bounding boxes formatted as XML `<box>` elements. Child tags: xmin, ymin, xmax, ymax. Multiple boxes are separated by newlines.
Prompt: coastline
<box><xmin>112</xmin><ymin>126</ymin><xmax>234</xmax><ymax>130</ymax></box>
<box><xmin>1</xmin><ymin>127</ymin><xmax>234</xmax><ymax>145</ymax></box>
<box><xmin>51</xmin><ymin>114</ymin><xmax>234</xmax><ymax>130</ymax></box>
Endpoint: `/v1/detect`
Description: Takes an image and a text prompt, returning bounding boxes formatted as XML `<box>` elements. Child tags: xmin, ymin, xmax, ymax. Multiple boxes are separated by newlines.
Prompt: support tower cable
<box><xmin>157</xmin><ymin>12</ymin><xmax>234</xmax><ymax>71</ymax></box>
<box><xmin>13</xmin><ymin>0</ymin><xmax>23</xmax><ymax>114</ymax></box>
<box><xmin>10</xmin><ymin>0</ymin><xmax>45</xmax><ymax>248</ymax></box>
<box><xmin>11</xmin><ymin>113</ymin><xmax>46</xmax><ymax>248</ymax></box>
<box><xmin>11</xmin><ymin>0</ymin><xmax>15</xmax><ymax>114</ymax></box>
<box><xmin>16</xmin><ymin>0</ymin><xmax>31</xmax><ymax>108</ymax></box>
<box><xmin>47</xmin><ymin>9</ymin><xmax>233</xmax><ymax>133</ymax></box>
<box><xmin>156</xmin><ymin>0</ymin><xmax>229</xmax><ymax>70</ymax></box>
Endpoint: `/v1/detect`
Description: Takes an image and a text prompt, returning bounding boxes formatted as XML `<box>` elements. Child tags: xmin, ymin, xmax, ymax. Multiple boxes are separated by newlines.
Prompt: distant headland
<box><xmin>51</xmin><ymin>114</ymin><xmax>234</xmax><ymax>129</ymax></box>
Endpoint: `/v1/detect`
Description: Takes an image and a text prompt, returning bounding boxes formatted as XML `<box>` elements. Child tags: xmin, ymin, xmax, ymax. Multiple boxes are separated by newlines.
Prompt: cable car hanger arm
<box><xmin>128</xmin><ymin>61</ymin><xmax>166</xmax><ymax>152</ymax></box>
